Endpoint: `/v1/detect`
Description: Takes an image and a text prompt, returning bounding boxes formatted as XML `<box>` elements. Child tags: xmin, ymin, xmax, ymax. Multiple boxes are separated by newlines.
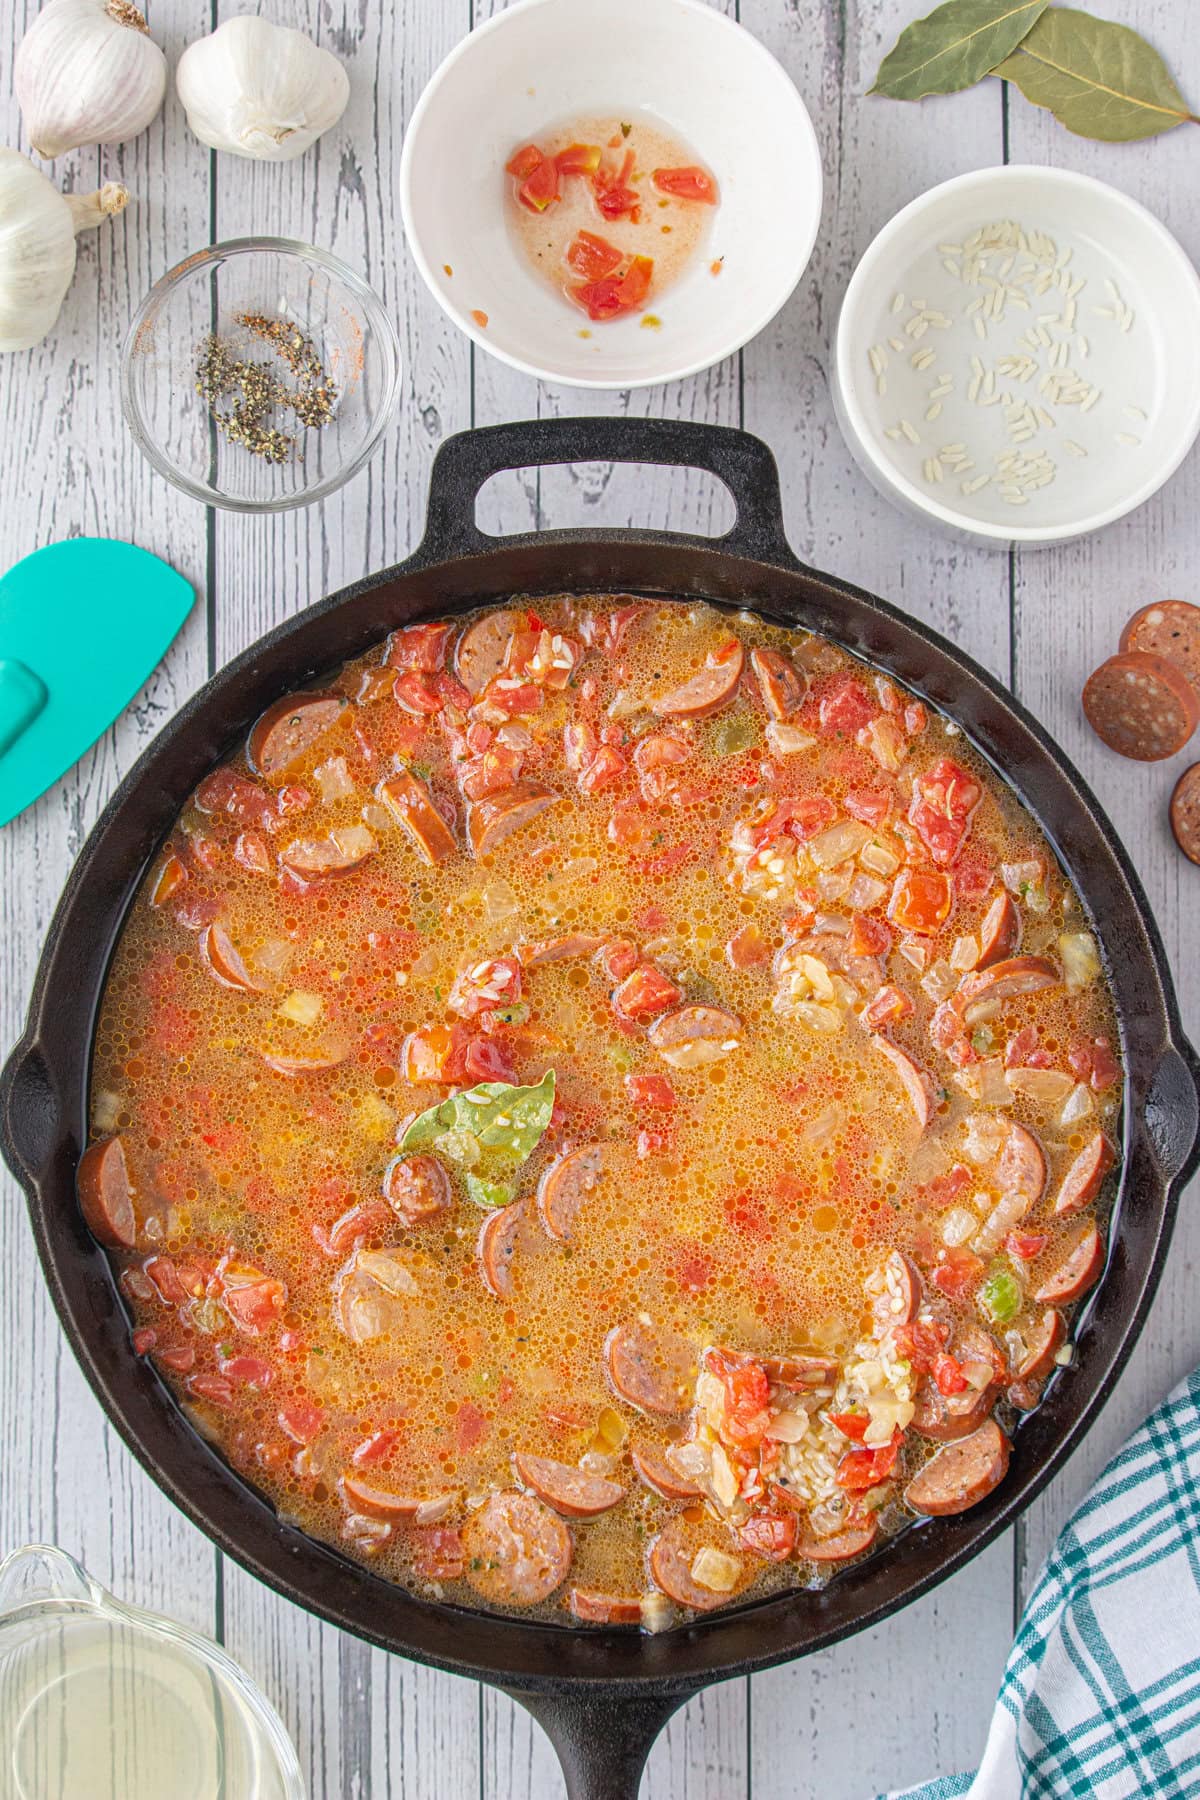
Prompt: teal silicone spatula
<box><xmin>0</xmin><ymin>539</ymin><xmax>194</xmax><ymax>828</ymax></box>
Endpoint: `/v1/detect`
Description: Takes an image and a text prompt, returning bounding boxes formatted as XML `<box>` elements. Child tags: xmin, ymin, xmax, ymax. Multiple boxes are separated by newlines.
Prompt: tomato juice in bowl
<box><xmin>399</xmin><ymin>0</ymin><xmax>822</xmax><ymax>387</ymax></box>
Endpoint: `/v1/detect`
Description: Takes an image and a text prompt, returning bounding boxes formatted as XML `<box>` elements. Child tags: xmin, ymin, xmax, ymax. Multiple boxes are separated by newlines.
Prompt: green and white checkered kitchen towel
<box><xmin>885</xmin><ymin>1365</ymin><xmax>1200</xmax><ymax>1800</ymax></box>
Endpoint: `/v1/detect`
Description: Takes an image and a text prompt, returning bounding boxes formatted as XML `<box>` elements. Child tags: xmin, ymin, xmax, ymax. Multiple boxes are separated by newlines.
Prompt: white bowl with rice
<box><xmin>832</xmin><ymin>166</ymin><xmax>1200</xmax><ymax>549</ymax></box>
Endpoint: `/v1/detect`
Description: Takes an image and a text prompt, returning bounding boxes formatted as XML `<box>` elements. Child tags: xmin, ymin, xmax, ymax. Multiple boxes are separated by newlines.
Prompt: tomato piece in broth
<box><xmin>566</xmin><ymin>230</ymin><xmax>624</xmax><ymax>282</ymax></box>
<box><xmin>652</xmin><ymin>165</ymin><xmax>718</xmax><ymax>203</ymax></box>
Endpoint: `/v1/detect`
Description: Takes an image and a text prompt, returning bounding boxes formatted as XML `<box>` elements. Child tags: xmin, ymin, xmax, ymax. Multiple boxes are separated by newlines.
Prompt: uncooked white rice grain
<box><xmin>1063</xmin><ymin>439</ymin><xmax>1087</xmax><ymax>457</ymax></box>
<box><xmin>1116</xmin><ymin>432</ymin><xmax>1141</xmax><ymax>447</ymax></box>
<box><xmin>925</xmin><ymin>402</ymin><xmax>943</xmax><ymax>421</ymax></box>
<box><xmin>900</xmin><ymin>419</ymin><xmax>920</xmax><ymax>444</ymax></box>
<box><xmin>962</xmin><ymin>473</ymin><xmax>990</xmax><ymax>495</ymax></box>
<box><xmin>891</xmin><ymin>292</ymin><xmax>905</xmax><ymax>314</ymax></box>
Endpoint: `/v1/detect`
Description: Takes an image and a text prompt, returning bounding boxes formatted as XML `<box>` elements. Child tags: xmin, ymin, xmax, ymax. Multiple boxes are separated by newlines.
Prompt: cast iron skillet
<box><xmin>3</xmin><ymin>417</ymin><xmax>1199</xmax><ymax>1799</ymax></box>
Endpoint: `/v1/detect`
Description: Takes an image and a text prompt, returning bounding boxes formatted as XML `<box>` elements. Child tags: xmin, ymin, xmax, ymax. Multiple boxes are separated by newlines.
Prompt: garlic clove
<box><xmin>176</xmin><ymin>17</ymin><xmax>350</xmax><ymax>164</ymax></box>
<box><xmin>0</xmin><ymin>151</ymin><xmax>129</xmax><ymax>353</ymax></box>
<box><xmin>15</xmin><ymin>0</ymin><xmax>167</xmax><ymax>161</ymax></box>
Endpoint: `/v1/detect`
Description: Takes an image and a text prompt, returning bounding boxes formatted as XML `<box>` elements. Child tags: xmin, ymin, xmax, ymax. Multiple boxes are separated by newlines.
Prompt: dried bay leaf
<box><xmin>995</xmin><ymin>8</ymin><xmax>1198</xmax><ymax>140</ymax></box>
<box><xmin>872</xmin><ymin>0</ymin><xmax>1049</xmax><ymax>101</ymax></box>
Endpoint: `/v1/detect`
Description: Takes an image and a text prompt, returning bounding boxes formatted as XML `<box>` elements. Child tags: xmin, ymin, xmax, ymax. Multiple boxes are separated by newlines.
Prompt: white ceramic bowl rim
<box><xmin>399</xmin><ymin>0</ymin><xmax>823</xmax><ymax>389</ymax></box>
<box><xmin>835</xmin><ymin>164</ymin><xmax>1200</xmax><ymax>545</ymax></box>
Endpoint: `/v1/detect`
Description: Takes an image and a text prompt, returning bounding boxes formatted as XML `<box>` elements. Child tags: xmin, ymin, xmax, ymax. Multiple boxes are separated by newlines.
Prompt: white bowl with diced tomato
<box><xmin>399</xmin><ymin>0</ymin><xmax>822</xmax><ymax>389</ymax></box>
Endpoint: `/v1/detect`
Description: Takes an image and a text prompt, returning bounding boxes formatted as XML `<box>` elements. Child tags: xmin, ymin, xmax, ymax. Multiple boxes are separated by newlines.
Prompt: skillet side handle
<box><xmin>0</xmin><ymin>1037</ymin><xmax>59</xmax><ymax>1186</ymax></box>
<box><xmin>410</xmin><ymin>416</ymin><xmax>799</xmax><ymax>569</ymax></box>
<box><xmin>1144</xmin><ymin>1039</ymin><xmax>1200</xmax><ymax>1190</ymax></box>
<box><xmin>502</xmin><ymin>1685</ymin><xmax>690</xmax><ymax>1800</ymax></box>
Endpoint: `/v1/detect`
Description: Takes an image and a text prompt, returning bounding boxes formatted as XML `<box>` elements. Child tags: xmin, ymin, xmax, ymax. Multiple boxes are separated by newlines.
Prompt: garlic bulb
<box><xmin>176</xmin><ymin>17</ymin><xmax>350</xmax><ymax>163</ymax></box>
<box><xmin>0</xmin><ymin>151</ymin><xmax>128</xmax><ymax>353</ymax></box>
<box><xmin>15</xmin><ymin>0</ymin><xmax>167</xmax><ymax>161</ymax></box>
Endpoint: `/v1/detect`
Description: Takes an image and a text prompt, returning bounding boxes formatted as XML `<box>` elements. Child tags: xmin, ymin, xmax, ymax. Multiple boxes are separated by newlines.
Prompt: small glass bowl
<box><xmin>121</xmin><ymin>238</ymin><xmax>402</xmax><ymax>513</ymax></box>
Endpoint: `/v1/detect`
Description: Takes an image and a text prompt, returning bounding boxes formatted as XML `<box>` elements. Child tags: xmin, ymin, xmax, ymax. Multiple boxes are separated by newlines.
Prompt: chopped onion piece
<box><xmin>921</xmin><ymin>960</ymin><xmax>959</xmax><ymax>1002</ymax></box>
<box><xmin>950</xmin><ymin>934</ymin><xmax>980</xmax><ymax>972</ymax></box>
<box><xmin>315</xmin><ymin>755</ymin><xmax>356</xmax><ymax>805</ymax></box>
<box><xmin>860</xmin><ymin>839</ymin><xmax>901</xmax><ymax>877</ymax></box>
<box><xmin>690</xmin><ymin>1547</ymin><xmax>741</xmax><ymax>1593</ymax></box>
<box><xmin>766</xmin><ymin>721</ymin><xmax>817</xmax><ymax>756</ymax></box>
<box><xmin>1060</xmin><ymin>1081</ymin><xmax>1095</xmax><ymax>1126</ymax></box>
<box><xmin>809</xmin><ymin>820</ymin><xmax>873</xmax><ymax>869</ymax></box>
<box><xmin>278</xmin><ymin>990</ymin><xmax>323</xmax><ymax>1026</ymax></box>
<box><xmin>1006</xmin><ymin>1066</ymin><xmax>1074</xmax><ymax>1105</ymax></box>
<box><xmin>941</xmin><ymin>1205</ymin><xmax>979</xmax><ymax>1247</ymax></box>
<box><xmin>1059</xmin><ymin>932</ymin><xmax>1100</xmax><ymax>992</ymax></box>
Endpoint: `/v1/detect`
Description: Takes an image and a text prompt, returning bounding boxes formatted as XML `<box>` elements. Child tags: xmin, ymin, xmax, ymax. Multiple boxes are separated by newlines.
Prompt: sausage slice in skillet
<box><xmin>260</xmin><ymin>1047</ymin><xmax>350</xmax><ymax>1076</ymax></box>
<box><xmin>761</xmin><ymin>1354</ymin><xmax>841</xmax><ymax>1389</ymax></box>
<box><xmin>648</xmin><ymin>1515</ymin><xmax>750</xmax><ymax>1611</ymax></box>
<box><xmin>976</xmin><ymin>891</ymin><xmax>1020</xmax><ymax>969</ymax></box>
<box><xmin>873</xmin><ymin>1037</ymin><xmax>936</xmax><ymax>1130</ymax></box>
<box><xmin>513</xmin><ymin>1452</ymin><xmax>626</xmax><ymax>1519</ymax></box>
<box><xmin>248</xmin><ymin>692</ymin><xmax>345</xmax><ymax>781</ymax></box>
<box><xmin>77</xmin><ymin>1135</ymin><xmax>137</xmax><ymax>1249</ymax></box>
<box><xmin>455</xmin><ymin>609</ymin><xmax>520</xmax><ymax>696</ymax></box>
<box><xmin>750</xmin><ymin>647</ymin><xmax>806</xmax><ymax>720</ymax></box>
<box><xmin>792</xmin><ymin>1511</ymin><xmax>879</xmax><ymax>1563</ymax></box>
<box><xmin>1013</xmin><ymin>1308</ymin><xmax>1067</xmax><ymax>1383</ymax></box>
<box><xmin>647</xmin><ymin>1005</ymin><xmax>742</xmax><ymax>1070</ymax></box>
<box><xmin>998</xmin><ymin>1120</ymin><xmax>1047</xmax><ymax>1208</ymax></box>
<box><xmin>872</xmin><ymin>1249</ymin><xmax>923</xmax><ymax>1331</ymax></box>
<box><xmin>521</xmin><ymin>933</ymin><xmax>607</xmax><ymax>968</ymax></box>
<box><xmin>905</xmin><ymin>1417</ymin><xmax>1011</xmax><ymax>1517</ymax></box>
<box><xmin>651</xmin><ymin>638</ymin><xmax>744</xmax><ymax>721</ymax></box>
<box><xmin>461</xmin><ymin>1491</ymin><xmax>573</xmax><ymax>1606</ymax></box>
<box><xmin>959</xmin><ymin>955</ymin><xmax>1059</xmax><ymax>1025</ymax></box>
<box><xmin>630</xmin><ymin>1445</ymin><xmax>705</xmax><ymax>1501</ymax></box>
<box><xmin>911</xmin><ymin>1326</ymin><xmax>1001</xmax><ymax>1443</ymax></box>
<box><xmin>1034</xmin><ymin>1226</ymin><xmax>1105</xmax><ymax>1305</ymax></box>
<box><xmin>568</xmin><ymin>1587</ymin><xmax>644</xmax><ymax>1625</ymax></box>
<box><xmin>467</xmin><ymin>779</ymin><xmax>561</xmax><ymax>856</ymax></box>
<box><xmin>280</xmin><ymin>825</ymin><xmax>377</xmax><ymax>881</ymax></box>
<box><xmin>537</xmin><ymin>1144</ymin><xmax>604</xmax><ymax>1243</ymax></box>
<box><xmin>1053</xmin><ymin>1130</ymin><xmax>1115</xmax><ymax>1217</ymax></box>
<box><xmin>199</xmin><ymin>921</ymin><xmax>266</xmax><ymax>993</ymax></box>
<box><xmin>377</xmin><ymin>772</ymin><xmax>458</xmax><ymax>865</ymax></box>
<box><xmin>384</xmin><ymin>1153</ymin><xmax>453</xmax><ymax>1226</ymax></box>
<box><xmin>478</xmin><ymin>1201</ymin><xmax>524</xmax><ymax>1300</ymax></box>
<box><xmin>604</xmin><ymin>1321</ymin><xmax>693</xmax><ymax>1416</ymax></box>
<box><xmin>339</xmin><ymin>1475</ymin><xmax>427</xmax><ymax>1521</ymax></box>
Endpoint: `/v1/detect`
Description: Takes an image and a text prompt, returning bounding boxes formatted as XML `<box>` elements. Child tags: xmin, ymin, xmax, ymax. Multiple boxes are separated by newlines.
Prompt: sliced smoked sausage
<box><xmin>77</xmin><ymin>1135</ymin><xmax>137</xmax><ymax>1248</ymax></box>
<box><xmin>647</xmin><ymin>1005</ymin><xmax>742</xmax><ymax>1070</ymax></box>
<box><xmin>905</xmin><ymin>1418</ymin><xmax>1011</xmax><ymax>1517</ymax></box>
<box><xmin>568</xmin><ymin>1587</ymin><xmax>643</xmax><ymax>1625</ymax></box>
<box><xmin>648</xmin><ymin>1514</ymin><xmax>749</xmax><ymax>1611</ymax></box>
<box><xmin>461</xmin><ymin>1491</ymin><xmax>573</xmax><ymax>1606</ymax></box>
<box><xmin>1082</xmin><ymin>652</ymin><xmax>1200</xmax><ymax>762</ymax></box>
<box><xmin>467</xmin><ymin>779</ymin><xmax>561</xmax><ymax>856</ymax></box>
<box><xmin>1014</xmin><ymin>1308</ymin><xmax>1066</xmax><ymax>1383</ymax></box>
<box><xmin>198</xmin><ymin>920</ymin><xmax>265</xmax><ymax>993</ymax></box>
<box><xmin>248</xmin><ymin>692</ymin><xmax>345</xmax><ymax>781</ymax></box>
<box><xmin>1119</xmin><ymin>599</ymin><xmax>1200</xmax><ymax>692</ymax></box>
<box><xmin>873</xmin><ymin>1037</ymin><xmax>936</xmax><ymax>1130</ymax></box>
<box><xmin>377</xmin><ymin>772</ymin><xmax>457</xmax><ymax>865</ymax></box>
<box><xmin>976</xmin><ymin>891</ymin><xmax>1020</xmax><ymax>969</ymax></box>
<box><xmin>513</xmin><ymin>1452</ymin><xmax>626</xmax><ymax>1519</ymax></box>
<box><xmin>960</xmin><ymin>956</ymin><xmax>1059</xmax><ymax>1025</ymax></box>
<box><xmin>280</xmin><ymin>825</ymin><xmax>377</xmax><ymax>881</ymax></box>
<box><xmin>1053</xmin><ymin>1130</ymin><xmax>1115</xmax><ymax>1217</ymax></box>
<box><xmin>998</xmin><ymin>1121</ymin><xmax>1048</xmax><ymax>1209</ymax></box>
<box><xmin>651</xmin><ymin>639</ymin><xmax>744</xmax><ymax>721</ymax></box>
<box><xmin>1035</xmin><ymin>1226</ymin><xmax>1105</xmax><ymax>1305</ymax></box>
<box><xmin>631</xmin><ymin>1444</ymin><xmax>704</xmax><ymax>1501</ymax></box>
<box><xmin>339</xmin><ymin>1475</ymin><xmax>425</xmax><ymax>1520</ymax></box>
<box><xmin>384</xmin><ymin>1154</ymin><xmax>452</xmax><ymax>1226</ymax></box>
<box><xmin>792</xmin><ymin>1511</ymin><xmax>879</xmax><ymax>1563</ymax></box>
<box><xmin>750</xmin><ymin>647</ymin><xmax>806</xmax><ymax>720</ymax></box>
<box><xmin>537</xmin><ymin>1144</ymin><xmax>604</xmax><ymax>1242</ymax></box>
<box><xmin>455</xmin><ymin>609</ymin><xmax>519</xmax><ymax>696</ymax></box>
<box><xmin>604</xmin><ymin>1321</ymin><xmax>693</xmax><ymax>1416</ymax></box>
<box><xmin>1171</xmin><ymin>764</ymin><xmax>1200</xmax><ymax>866</ymax></box>
<box><xmin>872</xmin><ymin>1249</ymin><xmax>922</xmax><ymax>1331</ymax></box>
<box><xmin>478</xmin><ymin>1201</ymin><xmax>524</xmax><ymax>1300</ymax></box>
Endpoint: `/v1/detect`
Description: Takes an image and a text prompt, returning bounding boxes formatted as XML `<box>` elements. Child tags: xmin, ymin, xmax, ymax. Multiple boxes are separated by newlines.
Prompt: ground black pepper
<box><xmin>193</xmin><ymin>313</ymin><xmax>338</xmax><ymax>465</ymax></box>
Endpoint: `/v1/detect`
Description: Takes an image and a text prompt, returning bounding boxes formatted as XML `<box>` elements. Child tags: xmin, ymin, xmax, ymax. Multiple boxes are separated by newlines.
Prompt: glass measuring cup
<box><xmin>0</xmin><ymin>1545</ymin><xmax>305</xmax><ymax>1800</ymax></box>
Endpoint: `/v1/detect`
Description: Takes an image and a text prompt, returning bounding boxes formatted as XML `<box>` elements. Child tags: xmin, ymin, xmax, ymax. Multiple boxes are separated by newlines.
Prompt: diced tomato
<box><xmin>612</xmin><ymin>963</ymin><xmax>682</xmax><ymax>1022</ymax></box>
<box><xmin>454</xmin><ymin>1400</ymin><xmax>488</xmax><ymax>1453</ymax></box>
<box><xmin>556</xmin><ymin>143</ymin><xmax>602</xmax><ymax>177</ymax></box>
<box><xmin>954</xmin><ymin>851</ymin><xmax>994</xmax><ymax>904</ymax></box>
<box><xmin>132</xmin><ymin>1327</ymin><xmax>157</xmax><ymax>1355</ymax></box>
<box><xmin>434</xmin><ymin>671</ymin><xmax>472</xmax><ymax>712</ymax></box>
<box><xmin>1068</xmin><ymin>1035</ymin><xmax>1120</xmax><ymax>1091</ymax></box>
<box><xmin>673</xmin><ymin>1248</ymin><xmax>712</xmax><ymax>1293</ymax></box>
<box><xmin>739</xmin><ymin>1512</ymin><xmax>796</xmax><ymax>1560</ymax></box>
<box><xmin>565</xmin><ymin>229</ymin><xmax>622</xmax><ymax>280</ymax></box>
<box><xmin>464</xmin><ymin>1035</ymin><xmax>518</xmax><ymax>1084</ymax></box>
<box><xmin>509</xmin><ymin>146</ymin><xmax>559</xmax><ymax>213</ymax></box>
<box><xmin>1005</xmin><ymin>1230</ymin><xmax>1049</xmax><ymax>1261</ymax></box>
<box><xmin>850</xmin><ymin>913</ymin><xmax>892</xmax><ymax>956</ymax></box>
<box><xmin>819</xmin><ymin>676</ymin><xmax>877</xmax><ymax>737</ymax></box>
<box><xmin>401</xmin><ymin>1023</ymin><xmax>469</xmax><ymax>1085</ymax></box>
<box><xmin>784</xmin><ymin>794</ymin><xmax>837</xmax><ymax>841</ymax></box>
<box><xmin>887</xmin><ymin>868</ymin><xmax>952</xmax><ymax>935</ymax></box>
<box><xmin>219</xmin><ymin>1260</ymin><xmax>287</xmax><ymax>1334</ymax></box>
<box><xmin>909</xmin><ymin>758</ymin><xmax>982</xmax><ymax>868</ymax></box>
<box><xmin>219</xmin><ymin>1353</ymin><xmax>274</xmax><ymax>1387</ymax></box>
<box><xmin>411</xmin><ymin>1526</ymin><xmax>464</xmax><ymax>1581</ymax></box>
<box><xmin>829</xmin><ymin>1411</ymin><xmax>869</xmax><ymax>1441</ymax></box>
<box><xmin>633</xmin><ymin>732</ymin><xmax>690</xmax><ymax>802</ymax></box>
<box><xmin>187</xmin><ymin>1373</ymin><xmax>234</xmax><ymax>1408</ymax></box>
<box><xmin>637</xmin><ymin>1125</ymin><xmax>671</xmax><ymax>1160</ymax></box>
<box><xmin>703</xmin><ymin>1348</ymin><xmax>773</xmax><ymax>1448</ymax></box>
<box><xmin>483</xmin><ymin>679</ymin><xmax>543</xmax><ymax>717</ymax></box>
<box><xmin>460</xmin><ymin>743</ymin><xmax>524</xmax><ymax>801</ymax></box>
<box><xmin>844</xmin><ymin>788</ymin><xmax>892</xmax><ymax>827</ymax></box>
<box><xmin>862</xmin><ymin>983</ymin><xmax>913</xmax><ymax>1030</ymax></box>
<box><xmin>607</xmin><ymin>797</ymin><xmax>656</xmax><ymax>850</ymax></box>
<box><xmin>448</xmin><ymin>954</ymin><xmax>521</xmax><ymax>1019</ymax></box>
<box><xmin>625</xmin><ymin>1072</ymin><xmax>676</xmax><ymax>1110</ymax></box>
<box><xmin>905</xmin><ymin>702</ymin><xmax>929</xmax><ymax>736</ymax></box>
<box><xmin>930</xmin><ymin>1246</ymin><xmax>985</xmax><ymax>1302</ymax></box>
<box><xmin>726</xmin><ymin>923</ymin><xmax>771</xmax><ymax>969</ymax></box>
<box><xmin>394</xmin><ymin>671</ymin><xmax>444</xmax><ymax>715</ymax></box>
<box><xmin>893</xmin><ymin>1318</ymin><xmax>950</xmax><ymax>1374</ymax></box>
<box><xmin>385</xmin><ymin>622</ymin><xmax>452</xmax><ymax>674</ymax></box>
<box><xmin>234</xmin><ymin>831</ymin><xmax>271</xmax><ymax>875</ymax></box>
<box><xmin>155</xmin><ymin>1342</ymin><xmax>196</xmax><ymax>1374</ymax></box>
<box><xmin>836</xmin><ymin>1428</ymin><xmax>903</xmax><ymax>1492</ymax></box>
<box><xmin>506</xmin><ymin>143</ymin><xmax>544</xmax><ymax>180</ymax></box>
<box><xmin>598</xmin><ymin>937</ymin><xmax>638</xmax><ymax>982</ymax></box>
<box><xmin>652</xmin><ymin>165</ymin><xmax>718</xmax><ymax>203</ymax></box>
<box><xmin>932</xmin><ymin>1353</ymin><xmax>968</xmax><ymax>1396</ymax></box>
<box><xmin>352</xmin><ymin>1428</ymin><xmax>399</xmax><ymax>1468</ymax></box>
<box><xmin>579</xmin><ymin>744</ymin><xmax>628</xmax><ymax>793</ymax></box>
<box><xmin>592</xmin><ymin>150</ymin><xmax>639</xmax><ymax>221</ymax></box>
<box><xmin>571</xmin><ymin>254</ymin><xmax>654</xmax><ymax>321</ymax></box>
<box><xmin>926</xmin><ymin>1163</ymin><xmax>971</xmax><ymax>1206</ymax></box>
<box><xmin>564</xmin><ymin>720</ymin><xmax>599</xmax><ymax>775</ymax></box>
<box><xmin>194</xmin><ymin>767</ymin><xmax>279</xmax><ymax>833</ymax></box>
<box><xmin>639</xmin><ymin>840</ymin><xmax>696</xmax><ymax>878</ymax></box>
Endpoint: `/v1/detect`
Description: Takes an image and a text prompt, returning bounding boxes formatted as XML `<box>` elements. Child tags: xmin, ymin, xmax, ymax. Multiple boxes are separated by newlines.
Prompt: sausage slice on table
<box><xmin>604</xmin><ymin>1321</ymin><xmax>693</xmax><ymax>1416</ymax></box>
<box><xmin>1053</xmin><ymin>1130</ymin><xmax>1115</xmax><ymax>1217</ymax></box>
<box><xmin>478</xmin><ymin>1201</ymin><xmax>525</xmax><ymax>1300</ymax></box>
<box><xmin>568</xmin><ymin>1587</ymin><xmax>643</xmax><ymax>1625</ymax></box>
<box><xmin>976</xmin><ymin>890</ymin><xmax>1020</xmax><ymax>969</ymax></box>
<box><xmin>77</xmin><ymin>1135</ymin><xmax>137</xmax><ymax>1248</ymax></box>
<box><xmin>467</xmin><ymin>779</ymin><xmax>561</xmax><ymax>856</ymax></box>
<box><xmin>461</xmin><ymin>1491</ymin><xmax>573</xmax><ymax>1606</ymax></box>
<box><xmin>537</xmin><ymin>1144</ymin><xmax>604</xmax><ymax>1243</ymax></box>
<box><xmin>376</xmin><ymin>771</ymin><xmax>458</xmax><ymax>865</ymax></box>
<box><xmin>1171</xmin><ymin>764</ymin><xmax>1200</xmax><ymax>866</ymax></box>
<box><xmin>905</xmin><ymin>1418</ymin><xmax>1011</xmax><ymax>1517</ymax></box>
<box><xmin>1082</xmin><ymin>652</ymin><xmax>1200</xmax><ymax>761</ymax></box>
<box><xmin>1119</xmin><ymin>599</ymin><xmax>1200</xmax><ymax>692</ymax></box>
<box><xmin>651</xmin><ymin>638</ymin><xmax>744</xmax><ymax>720</ymax></box>
<box><xmin>631</xmin><ymin>1445</ymin><xmax>704</xmax><ymax>1501</ymax></box>
<box><xmin>513</xmin><ymin>1452</ymin><xmax>626</xmax><ymax>1519</ymax></box>
<box><xmin>648</xmin><ymin>1514</ymin><xmax>750</xmax><ymax>1611</ymax></box>
<box><xmin>750</xmin><ymin>647</ymin><xmax>806</xmax><ymax>720</ymax></box>
<box><xmin>248</xmin><ymin>692</ymin><xmax>346</xmax><ymax>781</ymax></box>
<box><xmin>1035</xmin><ymin>1226</ymin><xmax>1105</xmax><ymax>1305</ymax></box>
<box><xmin>455</xmin><ymin>609</ymin><xmax>519</xmax><ymax>696</ymax></box>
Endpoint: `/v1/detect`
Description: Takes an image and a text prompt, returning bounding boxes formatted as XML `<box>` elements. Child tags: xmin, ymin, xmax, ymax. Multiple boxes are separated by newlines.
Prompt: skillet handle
<box><xmin>1144</xmin><ymin>1038</ymin><xmax>1200</xmax><ymax>1190</ymax></box>
<box><xmin>411</xmin><ymin>416</ymin><xmax>798</xmax><ymax>568</ymax></box>
<box><xmin>502</xmin><ymin>1685</ymin><xmax>690</xmax><ymax>1800</ymax></box>
<box><xmin>0</xmin><ymin>1036</ymin><xmax>59</xmax><ymax>1186</ymax></box>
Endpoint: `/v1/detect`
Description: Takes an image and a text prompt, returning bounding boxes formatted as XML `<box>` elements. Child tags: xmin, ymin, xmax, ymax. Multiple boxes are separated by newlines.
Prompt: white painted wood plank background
<box><xmin>0</xmin><ymin>1</ymin><xmax>1196</xmax><ymax>1795</ymax></box>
